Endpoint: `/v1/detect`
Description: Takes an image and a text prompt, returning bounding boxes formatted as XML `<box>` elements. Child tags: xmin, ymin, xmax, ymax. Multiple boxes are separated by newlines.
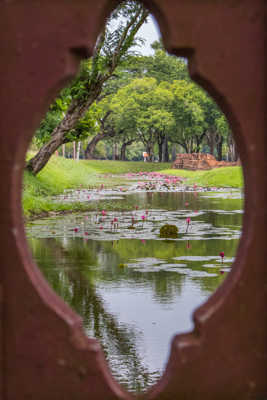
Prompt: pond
<box><xmin>26</xmin><ymin>188</ymin><xmax>243</xmax><ymax>393</ymax></box>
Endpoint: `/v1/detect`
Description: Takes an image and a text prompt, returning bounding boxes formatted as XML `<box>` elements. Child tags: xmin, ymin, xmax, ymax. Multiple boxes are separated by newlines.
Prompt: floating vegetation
<box><xmin>159</xmin><ymin>224</ymin><xmax>178</xmax><ymax>239</ymax></box>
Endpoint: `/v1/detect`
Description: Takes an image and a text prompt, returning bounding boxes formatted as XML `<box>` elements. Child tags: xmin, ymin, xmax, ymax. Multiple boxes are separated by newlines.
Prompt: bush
<box><xmin>159</xmin><ymin>224</ymin><xmax>178</xmax><ymax>238</ymax></box>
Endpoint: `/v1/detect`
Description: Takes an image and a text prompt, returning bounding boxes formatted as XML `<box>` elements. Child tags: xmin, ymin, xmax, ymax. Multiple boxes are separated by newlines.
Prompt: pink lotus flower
<box><xmin>141</xmin><ymin>215</ymin><xmax>146</xmax><ymax>220</ymax></box>
<box><xmin>84</xmin><ymin>232</ymin><xmax>88</xmax><ymax>235</ymax></box>
<box><xmin>219</xmin><ymin>252</ymin><xmax>225</xmax><ymax>263</ymax></box>
<box><xmin>113</xmin><ymin>218</ymin><xmax>118</xmax><ymax>223</ymax></box>
<box><xmin>74</xmin><ymin>228</ymin><xmax>78</xmax><ymax>233</ymax></box>
<box><xmin>100</xmin><ymin>226</ymin><xmax>103</xmax><ymax>230</ymax></box>
<box><xmin>101</xmin><ymin>210</ymin><xmax>106</xmax><ymax>216</ymax></box>
<box><xmin>185</xmin><ymin>202</ymin><xmax>189</xmax><ymax>207</ymax></box>
<box><xmin>186</xmin><ymin>217</ymin><xmax>191</xmax><ymax>224</ymax></box>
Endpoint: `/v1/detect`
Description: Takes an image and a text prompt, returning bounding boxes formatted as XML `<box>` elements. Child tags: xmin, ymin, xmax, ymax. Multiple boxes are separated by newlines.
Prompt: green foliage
<box><xmin>110</xmin><ymin>77</ymin><xmax>175</xmax><ymax>151</ymax></box>
<box><xmin>124</xmin><ymin>49</ymin><xmax>188</xmax><ymax>83</ymax></box>
<box><xmin>30</xmin><ymin>1</ymin><xmax>235</xmax><ymax>173</ymax></box>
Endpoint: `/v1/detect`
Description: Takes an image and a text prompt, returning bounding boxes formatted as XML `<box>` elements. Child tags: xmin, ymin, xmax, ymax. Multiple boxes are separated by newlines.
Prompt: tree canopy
<box><xmin>27</xmin><ymin>2</ymin><xmax>235</xmax><ymax>170</ymax></box>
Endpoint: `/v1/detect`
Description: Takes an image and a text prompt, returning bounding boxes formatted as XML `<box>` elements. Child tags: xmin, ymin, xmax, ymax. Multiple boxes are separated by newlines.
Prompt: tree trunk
<box><xmin>162</xmin><ymin>134</ymin><xmax>169</xmax><ymax>162</ymax></box>
<box><xmin>26</xmin><ymin>88</ymin><xmax>102</xmax><ymax>174</ymax></box>
<box><xmin>120</xmin><ymin>144</ymin><xmax>127</xmax><ymax>161</ymax></box>
<box><xmin>73</xmin><ymin>142</ymin><xmax>76</xmax><ymax>160</ymax></box>
<box><xmin>216</xmin><ymin>135</ymin><xmax>224</xmax><ymax>161</ymax></box>
<box><xmin>171</xmin><ymin>144</ymin><xmax>176</xmax><ymax>162</ymax></box>
<box><xmin>227</xmin><ymin>133</ymin><xmax>238</xmax><ymax>161</ymax></box>
<box><xmin>146</xmin><ymin>142</ymin><xmax>154</xmax><ymax>162</ymax></box>
<box><xmin>158</xmin><ymin>142</ymin><xmax>163</xmax><ymax>162</ymax></box>
<box><xmin>112</xmin><ymin>143</ymin><xmax>119</xmax><ymax>160</ymax></box>
<box><xmin>26</xmin><ymin>6</ymin><xmax>149</xmax><ymax>175</ymax></box>
<box><xmin>206</xmin><ymin>131</ymin><xmax>216</xmax><ymax>156</ymax></box>
<box><xmin>115</xmin><ymin>143</ymin><xmax>119</xmax><ymax>160</ymax></box>
<box><xmin>195</xmin><ymin>132</ymin><xmax>205</xmax><ymax>153</ymax></box>
<box><xmin>85</xmin><ymin>133</ymin><xmax>105</xmax><ymax>159</ymax></box>
<box><xmin>76</xmin><ymin>141</ymin><xmax>81</xmax><ymax>161</ymax></box>
<box><xmin>157</xmin><ymin>133</ymin><xmax>164</xmax><ymax>162</ymax></box>
<box><xmin>120</xmin><ymin>139</ymin><xmax>134</xmax><ymax>161</ymax></box>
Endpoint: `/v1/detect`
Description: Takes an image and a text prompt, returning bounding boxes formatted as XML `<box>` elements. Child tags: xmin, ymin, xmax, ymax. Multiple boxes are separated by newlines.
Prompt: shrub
<box><xmin>159</xmin><ymin>224</ymin><xmax>178</xmax><ymax>238</ymax></box>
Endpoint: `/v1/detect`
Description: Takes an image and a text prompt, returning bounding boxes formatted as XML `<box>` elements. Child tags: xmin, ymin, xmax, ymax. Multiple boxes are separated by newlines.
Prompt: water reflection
<box><xmin>27</xmin><ymin>191</ymin><xmax>242</xmax><ymax>392</ymax></box>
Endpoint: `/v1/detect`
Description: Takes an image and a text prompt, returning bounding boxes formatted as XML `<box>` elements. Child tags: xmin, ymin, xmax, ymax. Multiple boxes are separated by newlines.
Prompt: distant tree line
<box><xmin>27</xmin><ymin>1</ymin><xmax>237</xmax><ymax>175</ymax></box>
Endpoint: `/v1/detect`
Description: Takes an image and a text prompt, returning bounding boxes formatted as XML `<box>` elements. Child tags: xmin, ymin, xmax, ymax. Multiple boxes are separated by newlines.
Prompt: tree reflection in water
<box><xmin>27</xmin><ymin>190</ymin><xmax>242</xmax><ymax>392</ymax></box>
<box><xmin>32</xmin><ymin>238</ymin><xmax>161</xmax><ymax>391</ymax></box>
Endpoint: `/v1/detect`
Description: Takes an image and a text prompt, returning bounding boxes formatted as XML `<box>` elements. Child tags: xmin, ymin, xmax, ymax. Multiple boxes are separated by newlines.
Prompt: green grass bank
<box><xmin>23</xmin><ymin>156</ymin><xmax>243</xmax><ymax>218</ymax></box>
<box><xmin>23</xmin><ymin>157</ymin><xmax>171</xmax><ymax>218</ymax></box>
<box><xmin>161</xmin><ymin>167</ymin><xmax>243</xmax><ymax>189</ymax></box>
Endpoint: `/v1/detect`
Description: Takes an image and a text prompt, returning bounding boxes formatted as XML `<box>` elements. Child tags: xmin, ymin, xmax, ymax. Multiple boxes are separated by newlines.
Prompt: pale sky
<box><xmin>134</xmin><ymin>15</ymin><xmax>161</xmax><ymax>55</ymax></box>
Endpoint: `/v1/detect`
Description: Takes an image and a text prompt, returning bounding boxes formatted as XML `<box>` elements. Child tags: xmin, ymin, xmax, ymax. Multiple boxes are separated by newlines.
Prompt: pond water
<box><xmin>26</xmin><ymin>189</ymin><xmax>243</xmax><ymax>393</ymax></box>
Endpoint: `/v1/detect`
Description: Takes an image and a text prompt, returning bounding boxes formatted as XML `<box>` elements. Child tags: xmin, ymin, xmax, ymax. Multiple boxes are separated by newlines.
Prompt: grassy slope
<box><xmin>161</xmin><ymin>167</ymin><xmax>243</xmax><ymax>188</ymax></box>
<box><xmin>23</xmin><ymin>156</ymin><xmax>242</xmax><ymax>218</ymax></box>
<box><xmin>23</xmin><ymin>157</ymin><xmax>172</xmax><ymax>217</ymax></box>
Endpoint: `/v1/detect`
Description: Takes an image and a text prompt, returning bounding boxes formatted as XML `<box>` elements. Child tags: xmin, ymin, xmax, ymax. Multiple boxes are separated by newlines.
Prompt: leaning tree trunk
<box><xmin>26</xmin><ymin>88</ymin><xmax>101</xmax><ymax>174</ymax></box>
<box><xmin>85</xmin><ymin>133</ymin><xmax>105</xmax><ymax>159</ymax></box>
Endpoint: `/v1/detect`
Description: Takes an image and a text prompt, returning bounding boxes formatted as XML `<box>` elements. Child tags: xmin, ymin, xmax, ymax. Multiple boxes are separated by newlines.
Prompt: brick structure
<box><xmin>173</xmin><ymin>153</ymin><xmax>239</xmax><ymax>170</ymax></box>
<box><xmin>0</xmin><ymin>0</ymin><xmax>266</xmax><ymax>399</ymax></box>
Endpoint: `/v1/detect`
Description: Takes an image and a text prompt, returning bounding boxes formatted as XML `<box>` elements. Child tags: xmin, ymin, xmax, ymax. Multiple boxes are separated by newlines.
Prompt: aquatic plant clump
<box><xmin>159</xmin><ymin>224</ymin><xmax>178</xmax><ymax>238</ymax></box>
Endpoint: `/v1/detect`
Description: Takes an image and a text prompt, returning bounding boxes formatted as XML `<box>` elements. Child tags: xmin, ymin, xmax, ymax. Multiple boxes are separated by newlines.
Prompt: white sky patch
<box><xmin>133</xmin><ymin>15</ymin><xmax>161</xmax><ymax>56</ymax></box>
<box><xmin>110</xmin><ymin>14</ymin><xmax>161</xmax><ymax>56</ymax></box>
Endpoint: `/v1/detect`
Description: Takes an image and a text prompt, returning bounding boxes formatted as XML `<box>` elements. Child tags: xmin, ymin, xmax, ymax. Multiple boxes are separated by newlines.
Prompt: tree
<box><xmin>169</xmin><ymin>80</ymin><xmax>206</xmax><ymax>153</ymax></box>
<box><xmin>215</xmin><ymin>114</ymin><xmax>237</xmax><ymax>161</ymax></box>
<box><xmin>26</xmin><ymin>1</ymin><xmax>149</xmax><ymax>174</ymax></box>
<box><xmin>123</xmin><ymin>46</ymin><xmax>188</xmax><ymax>84</ymax></box>
<box><xmin>85</xmin><ymin>108</ymin><xmax>115</xmax><ymax>159</ymax></box>
<box><xmin>110</xmin><ymin>77</ymin><xmax>175</xmax><ymax>161</ymax></box>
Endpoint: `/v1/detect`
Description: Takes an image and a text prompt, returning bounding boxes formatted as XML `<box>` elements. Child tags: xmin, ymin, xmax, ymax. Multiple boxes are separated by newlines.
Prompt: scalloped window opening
<box><xmin>24</xmin><ymin>1</ymin><xmax>243</xmax><ymax>394</ymax></box>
